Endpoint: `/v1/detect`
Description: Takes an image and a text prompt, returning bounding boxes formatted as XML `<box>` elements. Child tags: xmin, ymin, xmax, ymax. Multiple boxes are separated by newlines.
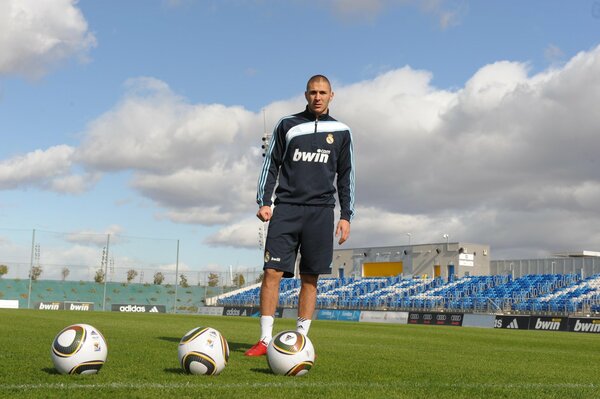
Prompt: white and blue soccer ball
<box><xmin>50</xmin><ymin>323</ymin><xmax>108</xmax><ymax>375</ymax></box>
<box><xmin>267</xmin><ymin>330</ymin><xmax>315</xmax><ymax>376</ymax></box>
<box><xmin>178</xmin><ymin>327</ymin><xmax>229</xmax><ymax>375</ymax></box>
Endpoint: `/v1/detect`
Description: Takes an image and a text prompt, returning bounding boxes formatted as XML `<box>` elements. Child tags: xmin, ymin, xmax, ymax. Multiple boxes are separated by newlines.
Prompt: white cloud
<box><xmin>77</xmin><ymin>77</ymin><xmax>259</xmax><ymax>174</ymax></box>
<box><xmin>204</xmin><ymin>218</ymin><xmax>266</xmax><ymax>249</ymax></box>
<box><xmin>3</xmin><ymin>45</ymin><xmax>600</xmax><ymax>259</ymax></box>
<box><xmin>65</xmin><ymin>225</ymin><xmax>125</xmax><ymax>247</ymax></box>
<box><xmin>0</xmin><ymin>145</ymin><xmax>91</xmax><ymax>193</ymax></box>
<box><xmin>48</xmin><ymin>172</ymin><xmax>101</xmax><ymax>194</ymax></box>
<box><xmin>206</xmin><ymin>45</ymin><xmax>600</xmax><ymax>257</ymax></box>
<box><xmin>0</xmin><ymin>0</ymin><xmax>96</xmax><ymax>79</ymax></box>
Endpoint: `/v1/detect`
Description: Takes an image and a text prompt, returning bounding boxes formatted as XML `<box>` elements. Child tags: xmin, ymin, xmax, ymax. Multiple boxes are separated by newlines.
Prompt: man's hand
<box><xmin>335</xmin><ymin>219</ymin><xmax>351</xmax><ymax>245</ymax></box>
<box><xmin>257</xmin><ymin>206</ymin><xmax>272</xmax><ymax>222</ymax></box>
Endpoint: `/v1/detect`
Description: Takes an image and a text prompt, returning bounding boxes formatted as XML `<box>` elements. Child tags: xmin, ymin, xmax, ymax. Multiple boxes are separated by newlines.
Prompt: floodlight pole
<box><xmin>102</xmin><ymin>234</ymin><xmax>111</xmax><ymax>311</ymax></box>
<box><xmin>27</xmin><ymin>229</ymin><xmax>36</xmax><ymax>309</ymax></box>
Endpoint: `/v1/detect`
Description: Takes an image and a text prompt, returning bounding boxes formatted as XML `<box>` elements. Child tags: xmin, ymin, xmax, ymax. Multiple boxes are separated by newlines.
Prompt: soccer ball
<box><xmin>178</xmin><ymin>327</ymin><xmax>229</xmax><ymax>375</ymax></box>
<box><xmin>267</xmin><ymin>330</ymin><xmax>315</xmax><ymax>376</ymax></box>
<box><xmin>50</xmin><ymin>323</ymin><xmax>108</xmax><ymax>375</ymax></box>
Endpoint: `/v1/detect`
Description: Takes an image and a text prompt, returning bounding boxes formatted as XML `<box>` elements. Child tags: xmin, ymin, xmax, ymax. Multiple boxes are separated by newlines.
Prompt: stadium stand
<box><xmin>515</xmin><ymin>274</ymin><xmax>600</xmax><ymax>313</ymax></box>
<box><xmin>216</xmin><ymin>273</ymin><xmax>600</xmax><ymax>315</ymax></box>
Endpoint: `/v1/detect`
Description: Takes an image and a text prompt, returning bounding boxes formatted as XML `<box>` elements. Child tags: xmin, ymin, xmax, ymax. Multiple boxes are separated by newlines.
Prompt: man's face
<box><xmin>305</xmin><ymin>79</ymin><xmax>334</xmax><ymax>116</ymax></box>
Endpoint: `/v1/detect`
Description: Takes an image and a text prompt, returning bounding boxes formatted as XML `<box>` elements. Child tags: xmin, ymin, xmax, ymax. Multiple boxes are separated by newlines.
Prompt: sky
<box><xmin>1</xmin><ymin>0</ymin><xmax>600</xmax><ymax>281</ymax></box>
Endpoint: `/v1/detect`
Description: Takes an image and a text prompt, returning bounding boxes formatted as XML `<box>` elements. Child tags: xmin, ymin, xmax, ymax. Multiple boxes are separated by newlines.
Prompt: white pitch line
<box><xmin>0</xmin><ymin>381</ymin><xmax>597</xmax><ymax>390</ymax></box>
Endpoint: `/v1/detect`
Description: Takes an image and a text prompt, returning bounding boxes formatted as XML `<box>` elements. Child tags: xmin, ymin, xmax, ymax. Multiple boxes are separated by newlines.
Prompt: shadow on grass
<box><xmin>228</xmin><ymin>341</ymin><xmax>254</xmax><ymax>353</ymax></box>
<box><xmin>42</xmin><ymin>367</ymin><xmax>60</xmax><ymax>375</ymax></box>
<box><xmin>250</xmin><ymin>368</ymin><xmax>272</xmax><ymax>375</ymax></box>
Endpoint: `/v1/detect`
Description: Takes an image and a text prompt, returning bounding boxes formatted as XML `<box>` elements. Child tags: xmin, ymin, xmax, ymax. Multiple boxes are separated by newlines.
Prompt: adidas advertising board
<box><xmin>494</xmin><ymin>315</ymin><xmax>530</xmax><ymax>330</ymax></box>
<box><xmin>408</xmin><ymin>312</ymin><xmax>464</xmax><ymax>326</ymax></box>
<box><xmin>111</xmin><ymin>304</ymin><xmax>166</xmax><ymax>313</ymax></box>
<box><xmin>529</xmin><ymin>316</ymin><xmax>567</xmax><ymax>331</ymax></box>
<box><xmin>495</xmin><ymin>315</ymin><xmax>600</xmax><ymax>333</ymax></box>
<box><xmin>222</xmin><ymin>306</ymin><xmax>283</xmax><ymax>318</ymax></box>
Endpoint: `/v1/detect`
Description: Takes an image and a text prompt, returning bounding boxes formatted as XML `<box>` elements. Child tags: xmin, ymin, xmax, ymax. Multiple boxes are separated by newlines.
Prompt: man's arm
<box><xmin>336</xmin><ymin>219</ymin><xmax>350</xmax><ymax>245</ymax></box>
<box><xmin>336</xmin><ymin>129</ymin><xmax>355</xmax><ymax>223</ymax></box>
<box><xmin>257</xmin><ymin>205</ymin><xmax>272</xmax><ymax>222</ymax></box>
<box><xmin>257</xmin><ymin>121</ymin><xmax>285</xmax><ymax>208</ymax></box>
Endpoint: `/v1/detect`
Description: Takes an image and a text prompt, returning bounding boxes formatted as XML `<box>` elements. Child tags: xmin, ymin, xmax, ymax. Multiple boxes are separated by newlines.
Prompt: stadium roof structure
<box><xmin>552</xmin><ymin>250</ymin><xmax>600</xmax><ymax>258</ymax></box>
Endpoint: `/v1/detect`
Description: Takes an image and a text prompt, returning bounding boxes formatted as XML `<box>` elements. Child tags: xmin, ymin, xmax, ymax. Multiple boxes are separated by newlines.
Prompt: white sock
<box><xmin>296</xmin><ymin>317</ymin><xmax>312</xmax><ymax>335</ymax></box>
<box><xmin>260</xmin><ymin>315</ymin><xmax>274</xmax><ymax>344</ymax></box>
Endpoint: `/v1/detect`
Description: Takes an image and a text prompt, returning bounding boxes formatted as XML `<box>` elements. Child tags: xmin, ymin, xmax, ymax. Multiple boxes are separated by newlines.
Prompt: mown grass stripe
<box><xmin>0</xmin><ymin>381</ymin><xmax>597</xmax><ymax>390</ymax></box>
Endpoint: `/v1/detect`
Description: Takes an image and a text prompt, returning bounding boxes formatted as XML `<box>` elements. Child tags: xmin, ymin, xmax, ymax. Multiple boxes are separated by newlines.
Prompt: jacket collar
<box><xmin>302</xmin><ymin>106</ymin><xmax>330</xmax><ymax>121</ymax></box>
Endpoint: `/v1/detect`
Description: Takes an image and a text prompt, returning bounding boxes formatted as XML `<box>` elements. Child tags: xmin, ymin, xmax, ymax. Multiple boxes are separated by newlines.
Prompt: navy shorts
<box><xmin>263</xmin><ymin>203</ymin><xmax>334</xmax><ymax>278</ymax></box>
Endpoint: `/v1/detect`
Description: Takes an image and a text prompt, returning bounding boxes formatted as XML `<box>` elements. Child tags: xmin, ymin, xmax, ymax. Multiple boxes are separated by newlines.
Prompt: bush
<box><xmin>153</xmin><ymin>272</ymin><xmax>165</xmax><ymax>285</ymax></box>
<box><xmin>29</xmin><ymin>266</ymin><xmax>42</xmax><ymax>281</ymax></box>
<box><xmin>179</xmin><ymin>274</ymin><xmax>189</xmax><ymax>288</ymax></box>
<box><xmin>126</xmin><ymin>269</ymin><xmax>138</xmax><ymax>283</ymax></box>
<box><xmin>0</xmin><ymin>264</ymin><xmax>8</xmax><ymax>278</ymax></box>
<box><xmin>94</xmin><ymin>269</ymin><xmax>105</xmax><ymax>283</ymax></box>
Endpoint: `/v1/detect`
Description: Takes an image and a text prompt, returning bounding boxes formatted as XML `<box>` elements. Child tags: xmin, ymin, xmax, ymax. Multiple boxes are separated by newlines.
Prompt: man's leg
<box><xmin>297</xmin><ymin>273</ymin><xmax>318</xmax><ymax>335</ymax></box>
<box><xmin>260</xmin><ymin>268</ymin><xmax>284</xmax><ymax>317</ymax></box>
<box><xmin>245</xmin><ymin>268</ymin><xmax>283</xmax><ymax>356</ymax></box>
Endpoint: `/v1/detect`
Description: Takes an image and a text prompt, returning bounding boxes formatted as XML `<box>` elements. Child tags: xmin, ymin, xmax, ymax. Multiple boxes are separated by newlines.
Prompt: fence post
<box><xmin>27</xmin><ymin>229</ymin><xmax>36</xmax><ymax>309</ymax></box>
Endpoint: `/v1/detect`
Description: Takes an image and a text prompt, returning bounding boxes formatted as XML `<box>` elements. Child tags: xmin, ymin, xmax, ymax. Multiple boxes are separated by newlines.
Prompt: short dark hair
<box><xmin>306</xmin><ymin>74</ymin><xmax>331</xmax><ymax>91</ymax></box>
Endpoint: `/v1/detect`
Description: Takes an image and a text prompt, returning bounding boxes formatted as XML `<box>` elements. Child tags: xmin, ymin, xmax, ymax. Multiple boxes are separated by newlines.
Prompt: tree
<box><xmin>153</xmin><ymin>272</ymin><xmax>165</xmax><ymax>285</ymax></box>
<box><xmin>94</xmin><ymin>268</ymin><xmax>105</xmax><ymax>283</ymax></box>
<box><xmin>61</xmin><ymin>267</ymin><xmax>70</xmax><ymax>281</ymax></box>
<box><xmin>29</xmin><ymin>265</ymin><xmax>42</xmax><ymax>281</ymax></box>
<box><xmin>208</xmin><ymin>272</ymin><xmax>219</xmax><ymax>287</ymax></box>
<box><xmin>126</xmin><ymin>269</ymin><xmax>138</xmax><ymax>284</ymax></box>
<box><xmin>0</xmin><ymin>264</ymin><xmax>8</xmax><ymax>279</ymax></box>
<box><xmin>233</xmin><ymin>273</ymin><xmax>245</xmax><ymax>288</ymax></box>
<box><xmin>179</xmin><ymin>274</ymin><xmax>189</xmax><ymax>288</ymax></box>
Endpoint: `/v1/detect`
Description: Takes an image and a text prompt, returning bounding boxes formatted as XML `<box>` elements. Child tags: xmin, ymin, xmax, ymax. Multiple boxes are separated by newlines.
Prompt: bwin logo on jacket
<box><xmin>292</xmin><ymin>148</ymin><xmax>329</xmax><ymax>163</ymax></box>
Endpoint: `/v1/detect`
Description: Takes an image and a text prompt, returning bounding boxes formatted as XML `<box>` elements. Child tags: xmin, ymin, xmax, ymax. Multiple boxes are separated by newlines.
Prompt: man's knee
<box><xmin>300</xmin><ymin>273</ymin><xmax>318</xmax><ymax>286</ymax></box>
<box><xmin>263</xmin><ymin>268</ymin><xmax>284</xmax><ymax>288</ymax></box>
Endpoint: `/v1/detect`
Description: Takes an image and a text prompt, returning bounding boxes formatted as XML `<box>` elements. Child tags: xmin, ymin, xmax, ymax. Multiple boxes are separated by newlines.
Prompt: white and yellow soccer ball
<box><xmin>178</xmin><ymin>327</ymin><xmax>229</xmax><ymax>375</ymax></box>
<box><xmin>267</xmin><ymin>330</ymin><xmax>315</xmax><ymax>376</ymax></box>
<box><xmin>50</xmin><ymin>323</ymin><xmax>108</xmax><ymax>375</ymax></box>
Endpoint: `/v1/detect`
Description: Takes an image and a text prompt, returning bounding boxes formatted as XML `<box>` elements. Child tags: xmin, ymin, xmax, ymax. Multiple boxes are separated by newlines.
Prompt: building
<box><xmin>330</xmin><ymin>242</ymin><xmax>491</xmax><ymax>280</ymax></box>
<box><xmin>491</xmin><ymin>250</ymin><xmax>600</xmax><ymax>278</ymax></box>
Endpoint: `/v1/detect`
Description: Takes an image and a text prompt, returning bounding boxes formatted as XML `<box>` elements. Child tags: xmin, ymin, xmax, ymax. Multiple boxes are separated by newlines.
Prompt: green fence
<box><xmin>0</xmin><ymin>278</ymin><xmax>232</xmax><ymax>313</ymax></box>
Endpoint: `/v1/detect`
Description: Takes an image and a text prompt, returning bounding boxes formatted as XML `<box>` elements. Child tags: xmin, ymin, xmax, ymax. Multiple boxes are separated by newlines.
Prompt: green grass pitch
<box><xmin>0</xmin><ymin>309</ymin><xmax>598</xmax><ymax>399</ymax></box>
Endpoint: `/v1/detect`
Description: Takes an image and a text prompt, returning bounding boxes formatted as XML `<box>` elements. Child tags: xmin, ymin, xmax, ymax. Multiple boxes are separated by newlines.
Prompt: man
<box><xmin>245</xmin><ymin>75</ymin><xmax>355</xmax><ymax>356</ymax></box>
